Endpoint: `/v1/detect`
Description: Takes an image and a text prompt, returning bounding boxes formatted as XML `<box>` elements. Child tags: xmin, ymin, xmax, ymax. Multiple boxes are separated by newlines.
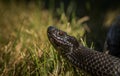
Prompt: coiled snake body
<box><xmin>104</xmin><ymin>16</ymin><xmax>120</xmax><ymax>58</ymax></box>
<box><xmin>47</xmin><ymin>26</ymin><xmax>120</xmax><ymax>76</ymax></box>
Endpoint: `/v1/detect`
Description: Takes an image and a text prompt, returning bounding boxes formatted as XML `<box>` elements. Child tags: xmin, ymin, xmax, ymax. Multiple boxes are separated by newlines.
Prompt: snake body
<box><xmin>104</xmin><ymin>16</ymin><xmax>120</xmax><ymax>58</ymax></box>
<box><xmin>47</xmin><ymin>26</ymin><xmax>120</xmax><ymax>76</ymax></box>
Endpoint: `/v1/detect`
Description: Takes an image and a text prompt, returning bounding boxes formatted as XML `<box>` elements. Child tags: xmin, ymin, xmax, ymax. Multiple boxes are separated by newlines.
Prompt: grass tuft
<box><xmin>0</xmin><ymin>2</ymin><xmax>91</xmax><ymax>76</ymax></box>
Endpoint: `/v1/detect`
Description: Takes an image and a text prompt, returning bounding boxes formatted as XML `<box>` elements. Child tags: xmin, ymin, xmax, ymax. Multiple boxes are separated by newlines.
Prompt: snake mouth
<box><xmin>47</xmin><ymin>32</ymin><xmax>69</xmax><ymax>55</ymax></box>
<box><xmin>47</xmin><ymin>26</ymin><xmax>66</xmax><ymax>46</ymax></box>
<box><xmin>47</xmin><ymin>32</ymin><xmax>60</xmax><ymax>47</ymax></box>
<box><xmin>47</xmin><ymin>32</ymin><xmax>62</xmax><ymax>48</ymax></box>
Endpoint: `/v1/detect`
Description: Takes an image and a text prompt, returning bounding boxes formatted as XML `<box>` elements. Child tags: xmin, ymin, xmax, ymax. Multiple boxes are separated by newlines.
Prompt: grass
<box><xmin>0</xmin><ymin>2</ymin><xmax>91</xmax><ymax>76</ymax></box>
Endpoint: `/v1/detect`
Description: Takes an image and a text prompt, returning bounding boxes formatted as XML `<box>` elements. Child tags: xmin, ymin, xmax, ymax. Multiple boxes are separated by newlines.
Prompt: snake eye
<box><xmin>59</xmin><ymin>31</ymin><xmax>64</xmax><ymax>36</ymax></box>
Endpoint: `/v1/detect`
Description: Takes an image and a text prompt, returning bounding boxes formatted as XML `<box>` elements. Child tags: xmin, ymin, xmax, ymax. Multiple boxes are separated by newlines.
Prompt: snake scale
<box><xmin>47</xmin><ymin>26</ymin><xmax>120</xmax><ymax>76</ymax></box>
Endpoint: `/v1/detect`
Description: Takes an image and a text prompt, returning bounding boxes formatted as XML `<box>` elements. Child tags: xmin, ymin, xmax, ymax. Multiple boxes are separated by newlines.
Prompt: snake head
<box><xmin>47</xmin><ymin>26</ymin><xmax>79</xmax><ymax>54</ymax></box>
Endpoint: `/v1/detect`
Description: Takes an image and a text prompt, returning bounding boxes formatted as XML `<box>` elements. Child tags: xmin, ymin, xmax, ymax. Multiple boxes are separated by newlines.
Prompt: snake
<box><xmin>104</xmin><ymin>16</ymin><xmax>120</xmax><ymax>58</ymax></box>
<box><xmin>47</xmin><ymin>26</ymin><xmax>120</xmax><ymax>76</ymax></box>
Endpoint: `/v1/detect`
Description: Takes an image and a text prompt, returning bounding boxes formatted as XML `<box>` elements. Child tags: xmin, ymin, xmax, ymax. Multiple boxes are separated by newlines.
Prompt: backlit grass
<box><xmin>0</xmin><ymin>2</ymin><xmax>90</xmax><ymax>76</ymax></box>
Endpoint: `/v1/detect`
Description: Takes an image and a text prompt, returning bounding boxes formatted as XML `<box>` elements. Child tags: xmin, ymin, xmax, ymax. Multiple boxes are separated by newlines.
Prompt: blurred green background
<box><xmin>0</xmin><ymin>0</ymin><xmax>120</xmax><ymax>76</ymax></box>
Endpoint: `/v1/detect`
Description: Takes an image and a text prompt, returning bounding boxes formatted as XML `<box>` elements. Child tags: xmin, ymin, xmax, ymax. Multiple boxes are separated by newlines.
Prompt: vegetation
<box><xmin>1</xmin><ymin>0</ymin><xmax>119</xmax><ymax>75</ymax></box>
<box><xmin>0</xmin><ymin>1</ymin><xmax>91</xmax><ymax>76</ymax></box>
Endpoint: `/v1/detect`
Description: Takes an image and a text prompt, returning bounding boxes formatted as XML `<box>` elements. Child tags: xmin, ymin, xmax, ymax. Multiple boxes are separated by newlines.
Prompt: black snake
<box><xmin>47</xmin><ymin>26</ymin><xmax>120</xmax><ymax>76</ymax></box>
